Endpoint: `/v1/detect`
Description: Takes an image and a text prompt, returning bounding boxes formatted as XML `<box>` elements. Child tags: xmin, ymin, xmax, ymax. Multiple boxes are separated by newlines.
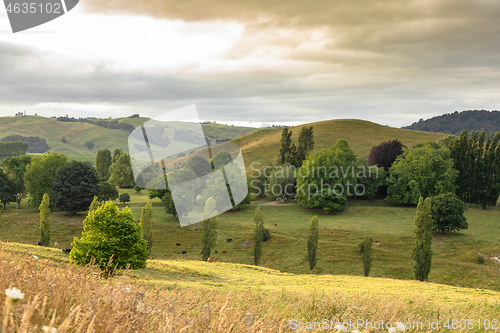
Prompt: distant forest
<box><xmin>0</xmin><ymin>135</ymin><xmax>49</xmax><ymax>153</ymax></box>
<box><xmin>403</xmin><ymin>110</ymin><xmax>500</xmax><ymax>136</ymax></box>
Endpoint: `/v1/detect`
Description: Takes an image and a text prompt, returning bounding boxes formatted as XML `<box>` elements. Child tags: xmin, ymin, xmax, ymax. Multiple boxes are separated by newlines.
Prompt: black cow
<box><xmin>182</xmin><ymin>251</ymin><xmax>187</xmax><ymax>254</ymax></box>
<box><xmin>226</xmin><ymin>238</ymin><xmax>233</xmax><ymax>242</ymax></box>
<box><xmin>176</xmin><ymin>243</ymin><xmax>181</xmax><ymax>246</ymax></box>
<box><xmin>37</xmin><ymin>242</ymin><xmax>43</xmax><ymax>246</ymax></box>
<box><xmin>62</xmin><ymin>248</ymin><xmax>71</xmax><ymax>254</ymax></box>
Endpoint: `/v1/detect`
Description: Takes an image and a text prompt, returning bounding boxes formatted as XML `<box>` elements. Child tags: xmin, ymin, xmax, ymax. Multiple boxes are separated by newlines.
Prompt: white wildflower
<box><xmin>136</xmin><ymin>302</ymin><xmax>145</xmax><ymax>312</ymax></box>
<box><xmin>42</xmin><ymin>326</ymin><xmax>57</xmax><ymax>333</ymax></box>
<box><xmin>5</xmin><ymin>288</ymin><xmax>25</xmax><ymax>300</ymax></box>
<box><xmin>397</xmin><ymin>322</ymin><xmax>406</xmax><ymax>331</ymax></box>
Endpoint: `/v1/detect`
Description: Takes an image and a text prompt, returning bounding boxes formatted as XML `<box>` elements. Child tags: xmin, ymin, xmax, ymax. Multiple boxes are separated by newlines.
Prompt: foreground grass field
<box><xmin>1</xmin><ymin>190</ymin><xmax>499</xmax><ymax>293</ymax></box>
<box><xmin>1</xmin><ymin>243</ymin><xmax>499</xmax><ymax>332</ymax></box>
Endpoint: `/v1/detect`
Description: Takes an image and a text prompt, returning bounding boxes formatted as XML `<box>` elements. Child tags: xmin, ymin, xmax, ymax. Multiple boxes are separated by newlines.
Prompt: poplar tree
<box><xmin>139</xmin><ymin>200</ymin><xmax>154</xmax><ymax>253</ymax></box>
<box><xmin>358</xmin><ymin>235</ymin><xmax>373</xmax><ymax>277</ymax></box>
<box><xmin>307</xmin><ymin>215</ymin><xmax>319</xmax><ymax>274</ymax></box>
<box><xmin>39</xmin><ymin>193</ymin><xmax>50</xmax><ymax>247</ymax></box>
<box><xmin>412</xmin><ymin>197</ymin><xmax>433</xmax><ymax>282</ymax></box>
<box><xmin>253</xmin><ymin>207</ymin><xmax>264</xmax><ymax>266</ymax></box>
<box><xmin>297</xmin><ymin>126</ymin><xmax>314</xmax><ymax>165</ymax></box>
<box><xmin>201</xmin><ymin>197</ymin><xmax>217</xmax><ymax>261</ymax></box>
<box><xmin>279</xmin><ymin>127</ymin><xmax>292</xmax><ymax>165</ymax></box>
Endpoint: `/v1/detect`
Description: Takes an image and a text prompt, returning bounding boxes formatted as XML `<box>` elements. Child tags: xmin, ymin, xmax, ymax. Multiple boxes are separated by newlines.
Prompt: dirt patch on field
<box><xmin>240</xmin><ymin>240</ymin><xmax>251</xmax><ymax>247</ymax></box>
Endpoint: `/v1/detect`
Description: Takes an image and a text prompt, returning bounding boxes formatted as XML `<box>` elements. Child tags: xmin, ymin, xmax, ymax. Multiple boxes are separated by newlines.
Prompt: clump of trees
<box><xmin>430</xmin><ymin>193</ymin><xmax>468</xmax><ymax>233</ymax></box>
<box><xmin>0</xmin><ymin>142</ymin><xmax>28</xmax><ymax>157</ymax></box>
<box><xmin>108</xmin><ymin>149</ymin><xmax>135</xmax><ymax>188</ymax></box>
<box><xmin>448</xmin><ymin>130</ymin><xmax>500</xmax><ymax>209</ymax></box>
<box><xmin>386</xmin><ymin>143</ymin><xmax>457</xmax><ymax>205</ymax></box>
<box><xmin>96</xmin><ymin>149</ymin><xmax>112</xmax><ymax>181</ymax></box>
<box><xmin>367</xmin><ymin>139</ymin><xmax>406</xmax><ymax>171</ymax></box>
<box><xmin>70</xmin><ymin>201</ymin><xmax>149</xmax><ymax>272</ymax></box>
<box><xmin>1</xmin><ymin>135</ymin><xmax>48</xmax><ymax>153</ymax></box>
<box><xmin>25</xmin><ymin>153</ymin><xmax>68</xmax><ymax>207</ymax></box>
<box><xmin>52</xmin><ymin>160</ymin><xmax>100</xmax><ymax>214</ymax></box>
<box><xmin>279</xmin><ymin>126</ymin><xmax>314</xmax><ymax>167</ymax></box>
<box><xmin>296</xmin><ymin>139</ymin><xmax>357</xmax><ymax>212</ymax></box>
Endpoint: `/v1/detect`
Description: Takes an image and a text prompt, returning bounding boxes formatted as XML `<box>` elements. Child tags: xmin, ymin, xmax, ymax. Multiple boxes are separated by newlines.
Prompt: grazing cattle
<box><xmin>3</xmin><ymin>239</ymin><xmax>9</xmax><ymax>243</ymax></box>
<box><xmin>274</xmin><ymin>223</ymin><xmax>277</xmax><ymax>226</ymax></box>
<box><xmin>150</xmin><ymin>257</ymin><xmax>153</xmax><ymax>260</ymax></box>
<box><xmin>226</xmin><ymin>238</ymin><xmax>233</xmax><ymax>242</ymax></box>
<box><xmin>37</xmin><ymin>242</ymin><xmax>43</xmax><ymax>246</ymax></box>
<box><xmin>71</xmin><ymin>229</ymin><xmax>76</xmax><ymax>232</ymax></box>
<box><xmin>62</xmin><ymin>248</ymin><xmax>71</xmax><ymax>254</ymax></box>
<box><xmin>215</xmin><ymin>250</ymin><xmax>218</xmax><ymax>254</ymax></box>
<box><xmin>182</xmin><ymin>251</ymin><xmax>187</xmax><ymax>254</ymax></box>
<box><xmin>176</xmin><ymin>243</ymin><xmax>181</xmax><ymax>246</ymax></box>
<box><xmin>207</xmin><ymin>257</ymin><xmax>212</xmax><ymax>263</ymax></box>
<box><xmin>222</xmin><ymin>250</ymin><xmax>227</xmax><ymax>254</ymax></box>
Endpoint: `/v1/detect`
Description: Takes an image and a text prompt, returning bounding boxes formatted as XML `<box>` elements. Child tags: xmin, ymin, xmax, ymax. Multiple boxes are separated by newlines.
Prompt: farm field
<box><xmin>1</xmin><ymin>190</ymin><xmax>499</xmax><ymax>293</ymax></box>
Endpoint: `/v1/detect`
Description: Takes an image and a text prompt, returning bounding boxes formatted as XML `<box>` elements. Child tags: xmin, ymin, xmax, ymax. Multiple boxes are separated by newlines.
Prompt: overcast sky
<box><xmin>1</xmin><ymin>0</ymin><xmax>499</xmax><ymax>127</ymax></box>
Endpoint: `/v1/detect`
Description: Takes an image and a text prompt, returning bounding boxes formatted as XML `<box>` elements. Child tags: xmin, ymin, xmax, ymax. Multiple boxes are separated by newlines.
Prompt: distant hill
<box><xmin>403</xmin><ymin>110</ymin><xmax>500</xmax><ymax>136</ymax></box>
<box><xmin>0</xmin><ymin>116</ymin><xmax>257</xmax><ymax>159</ymax></box>
<box><xmin>233</xmin><ymin>119</ymin><xmax>446</xmax><ymax>167</ymax></box>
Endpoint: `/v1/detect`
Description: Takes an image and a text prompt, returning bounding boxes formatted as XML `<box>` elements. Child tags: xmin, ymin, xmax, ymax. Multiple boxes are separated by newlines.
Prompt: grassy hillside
<box><xmin>0</xmin><ymin>116</ymin><xmax>257</xmax><ymax>160</ymax></box>
<box><xmin>233</xmin><ymin>119</ymin><xmax>446</xmax><ymax>166</ymax></box>
<box><xmin>1</xmin><ymin>243</ymin><xmax>499</xmax><ymax>332</ymax></box>
<box><xmin>1</xmin><ymin>191</ymin><xmax>499</xmax><ymax>292</ymax></box>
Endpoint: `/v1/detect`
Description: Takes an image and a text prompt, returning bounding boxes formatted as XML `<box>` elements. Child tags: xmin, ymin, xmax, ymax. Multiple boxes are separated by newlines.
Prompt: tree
<box><xmin>287</xmin><ymin>143</ymin><xmax>299</xmax><ymax>167</ymax></box>
<box><xmin>70</xmin><ymin>201</ymin><xmax>149</xmax><ymax>272</ymax></box>
<box><xmin>89</xmin><ymin>196</ymin><xmax>100</xmax><ymax>212</ymax></box>
<box><xmin>412</xmin><ymin>197</ymin><xmax>433</xmax><ymax>282</ymax></box>
<box><xmin>296</xmin><ymin>139</ymin><xmax>357</xmax><ymax>212</ymax></box>
<box><xmin>297</xmin><ymin>126</ymin><xmax>314</xmax><ymax>166</ymax></box>
<box><xmin>386</xmin><ymin>143</ymin><xmax>458</xmax><ymax>205</ymax></box>
<box><xmin>279</xmin><ymin>127</ymin><xmax>292</xmax><ymax>165</ymax></box>
<box><xmin>39</xmin><ymin>193</ymin><xmax>50</xmax><ymax>247</ymax></box>
<box><xmin>430</xmin><ymin>193</ymin><xmax>468</xmax><ymax>233</ymax></box>
<box><xmin>95</xmin><ymin>149</ymin><xmax>112</xmax><ymax>180</ymax></box>
<box><xmin>449</xmin><ymin>130</ymin><xmax>500</xmax><ymax>209</ymax></box>
<box><xmin>24</xmin><ymin>153</ymin><xmax>68</xmax><ymax>207</ymax></box>
<box><xmin>201</xmin><ymin>197</ymin><xmax>217</xmax><ymax>261</ymax></box>
<box><xmin>0</xmin><ymin>169</ymin><xmax>15</xmax><ymax>209</ymax></box>
<box><xmin>108</xmin><ymin>152</ymin><xmax>135</xmax><ymax>188</ymax></box>
<box><xmin>119</xmin><ymin>193</ymin><xmax>131</xmax><ymax>204</ymax></box>
<box><xmin>139</xmin><ymin>201</ymin><xmax>153</xmax><ymax>253</ymax></box>
<box><xmin>52</xmin><ymin>160</ymin><xmax>100</xmax><ymax>214</ymax></box>
<box><xmin>134</xmin><ymin>185</ymin><xmax>142</xmax><ymax>193</ymax></box>
<box><xmin>358</xmin><ymin>235</ymin><xmax>373</xmax><ymax>277</ymax></box>
<box><xmin>98</xmin><ymin>181</ymin><xmax>119</xmax><ymax>201</ymax></box>
<box><xmin>0</xmin><ymin>155</ymin><xmax>32</xmax><ymax>209</ymax></box>
<box><xmin>307</xmin><ymin>215</ymin><xmax>319</xmax><ymax>274</ymax></box>
<box><xmin>368</xmin><ymin>139</ymin><xmax>406</xmax><ymax>171</ymax></box>
<box><xmin>253</xmin><ymin>207</ymin><xmax>264</xmax><ymax>266</ymax></box>
<box><xmin>187</xmin><ymin>156</ymin><xmax>212</xmax><ymax>177</ymax></box>
<box><xmin>162</xmin><ymin>192</ymin><xmax>178</xmax><ymax>217</ymax></box>
<box><xmin>268</xmin><ymin>164</ymin><xmax>296</xmax><ymax>200</ymax></box>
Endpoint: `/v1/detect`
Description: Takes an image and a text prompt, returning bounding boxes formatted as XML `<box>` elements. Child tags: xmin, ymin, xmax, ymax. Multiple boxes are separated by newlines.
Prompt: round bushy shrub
<box><xmin>262</xmin><ymin>228</ymin><xmax>271</xmax><ymax>242</ymax></box>
<box><xmin>119</xmin><ymin>193</ymin><xmax>131</xmax><ymax>204</ymax></box>
<box><xmin>134</xmin><ymin>185</ymin><xmax>142</xmax><ymax>193</ymax></box>
<box><xmin>430</xmin><ymin>192</ymin><xmax>468</xmax><ymax>233</ymax></box>
<box><xmin>70</xmin><ymin>201</ymin><xmax>148</xmax><ymax>271</ymax></box>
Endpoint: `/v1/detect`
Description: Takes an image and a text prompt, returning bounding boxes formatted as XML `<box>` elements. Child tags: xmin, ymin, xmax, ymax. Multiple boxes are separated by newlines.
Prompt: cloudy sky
<box><xmin>1</xmin><ymin>0</ymin><xmax>499</xmax><ymax>127</ymax></box>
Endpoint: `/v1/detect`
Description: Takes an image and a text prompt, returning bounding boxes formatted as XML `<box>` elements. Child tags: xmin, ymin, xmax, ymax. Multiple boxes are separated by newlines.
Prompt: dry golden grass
<box><xmin>1</xmin><ymin>244</ymin><xmax>499</xmax><ymax>332</ymax></box>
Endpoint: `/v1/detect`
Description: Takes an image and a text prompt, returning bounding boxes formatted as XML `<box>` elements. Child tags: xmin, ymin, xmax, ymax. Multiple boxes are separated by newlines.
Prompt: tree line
<box><xmin>403</xmin><ymin>110</ymin><xmax>500</xmax><ymax>136</ymax></box>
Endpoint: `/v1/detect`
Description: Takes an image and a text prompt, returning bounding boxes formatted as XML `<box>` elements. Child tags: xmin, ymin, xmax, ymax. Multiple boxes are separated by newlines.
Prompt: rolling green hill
<box><xmin>0</xmin><ymin>116</ymin><xmax>257</xmax><ymax>160</ymax></box>
<box><xmin>233</xmin><ymin>119</ymin><xmax>447</xmax><ymax>166</ymax></box>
